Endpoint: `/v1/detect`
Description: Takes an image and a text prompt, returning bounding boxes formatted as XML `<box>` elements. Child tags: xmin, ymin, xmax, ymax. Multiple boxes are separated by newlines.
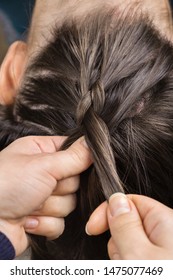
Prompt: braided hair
<box><xmin>1</xmin><ymin>7</ymin><xmax>173</xmax><ymax>259</ymax></box>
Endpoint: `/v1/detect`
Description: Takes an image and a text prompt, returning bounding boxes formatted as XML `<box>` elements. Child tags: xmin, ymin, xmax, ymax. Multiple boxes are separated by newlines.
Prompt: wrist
<box><xmin>0</xmin><ymin>218</ymin><xmax>28</xmax><ymax>257</ymax></box>
<box><xmin>0</xmin><ymin>232</ymin><xmax>15</xmax><ymax>260</ymax></box>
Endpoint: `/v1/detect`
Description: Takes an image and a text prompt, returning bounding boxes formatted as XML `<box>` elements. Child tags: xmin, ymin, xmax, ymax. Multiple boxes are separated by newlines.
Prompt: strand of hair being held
<box><xmin>81</xmin><ymin>108</ymin><xmax>124</xmax><ymax>200</ymax></box>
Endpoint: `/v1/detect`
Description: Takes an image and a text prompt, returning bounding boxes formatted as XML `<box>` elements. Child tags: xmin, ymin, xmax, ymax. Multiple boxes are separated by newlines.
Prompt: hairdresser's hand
<box><xmin>86</xmin><ymin>194</ymin><xmax>173</xmax><ymax>259</ymax></box>
<box><xmin>0</xmin><ymin>136</ymin><xmax>91</xmax><ymax>219</ymax></box>
<box><xmin>0</xmin><ymin>136</ymin><xmax>91</xmax><ymax>256</ymax></box>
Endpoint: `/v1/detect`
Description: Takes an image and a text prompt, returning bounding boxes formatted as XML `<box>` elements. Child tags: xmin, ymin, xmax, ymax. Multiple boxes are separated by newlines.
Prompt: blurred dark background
<box><xmin>0</xmin><ymin>0</ymin><xmax>34</xmax><ymax>39</ymax></box>
<box><xmin>0</xmin><ymin>0</ymin><xmax>34</xmax><ymax>63</ymax></box>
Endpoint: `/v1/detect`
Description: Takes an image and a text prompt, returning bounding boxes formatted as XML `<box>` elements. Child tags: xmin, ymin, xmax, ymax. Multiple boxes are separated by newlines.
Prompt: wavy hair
<box><xmin>1</xmin><ymin>7</ymin><xmax>173</xmax><ymax>259</ymax></box>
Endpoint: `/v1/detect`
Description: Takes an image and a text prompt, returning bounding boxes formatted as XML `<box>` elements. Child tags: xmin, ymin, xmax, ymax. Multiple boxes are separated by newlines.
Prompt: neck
<box><xmin>27</xmin><ymin>0</ymin><xmax>173</xmax><ymax>58</ymax></box>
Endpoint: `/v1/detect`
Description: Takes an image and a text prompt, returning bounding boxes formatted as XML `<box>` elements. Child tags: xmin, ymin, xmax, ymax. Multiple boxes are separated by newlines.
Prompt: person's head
<box><xmin>1</xmin><ymin>4</ymin><xmax>173</xmax><ymax>259</ymax></box>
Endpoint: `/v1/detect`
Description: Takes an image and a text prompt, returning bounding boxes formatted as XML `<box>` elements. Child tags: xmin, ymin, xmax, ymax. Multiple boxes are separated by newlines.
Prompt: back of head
<box><xmin>1</xmin><ymin>6</ymin><xmax>173</xmax><ymax>259</ymax></box>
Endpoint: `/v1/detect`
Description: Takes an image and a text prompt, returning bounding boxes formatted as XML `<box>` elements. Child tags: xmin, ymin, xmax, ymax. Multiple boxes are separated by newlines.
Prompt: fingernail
<box><xmin>109</xmin><ymin>193</ymin><xmax>130</xmax><ymax>217</ymax></box>
<box><xmin>25</xmin><ymin>218</ymin><xmax>39</xmax><ymax>229</ymax></box>
<box><xmin>85</xmin><ymin>223</ymin><xmax>92</xmax><ymax>236</ymax></box>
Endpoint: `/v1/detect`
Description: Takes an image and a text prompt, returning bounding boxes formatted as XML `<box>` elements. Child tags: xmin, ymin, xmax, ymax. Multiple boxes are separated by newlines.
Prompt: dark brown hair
<box><xmin>1</xmin><ymin>7</ymin><xmax>173</xmax><ymax>259</ymax></box>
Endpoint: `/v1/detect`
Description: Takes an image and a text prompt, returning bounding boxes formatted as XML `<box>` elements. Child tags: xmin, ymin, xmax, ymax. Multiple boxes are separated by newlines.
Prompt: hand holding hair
<box><xmin>0</xmin><ymin>136</ymin><xmax>91</xmax><ymax>257</ymax></box>
<box><xmin>86</xmin><ymin>194</ymin><xmax>173</xmax><ymax>259</ymax></box>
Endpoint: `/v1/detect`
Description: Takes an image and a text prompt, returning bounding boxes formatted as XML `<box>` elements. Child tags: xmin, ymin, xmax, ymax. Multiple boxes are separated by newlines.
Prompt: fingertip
<box><xmin>85</xmin><ymin>202</ymin><xmax>109</xmax><ymax>236</ymax></box>
<box><xmin>108</xmin><ymin>193</ymin><xmax>131</xmax><ymax>218</ymax></box>
<box><xmin>85</xmin><ymin>223</ymin><xmax>92</xmax><ymax>236</ymax></box>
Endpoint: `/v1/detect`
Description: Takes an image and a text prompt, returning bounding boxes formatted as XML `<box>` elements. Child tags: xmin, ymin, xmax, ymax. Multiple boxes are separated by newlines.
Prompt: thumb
<box><xmin>107</xmin><ymin>193</ymin><xmax>151</xmax><ymax>259</ymax></box>
<box><xmin>40</xmin><ymin>137</ymin><xmax>92</xmax><ymax>181</ymax></box>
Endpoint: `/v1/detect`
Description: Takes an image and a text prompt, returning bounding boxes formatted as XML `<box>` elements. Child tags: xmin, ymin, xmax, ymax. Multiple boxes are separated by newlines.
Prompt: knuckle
<box><xmin>56</xmin><ymin>175</ymin><xmax>79</xmax><ymax>194</ymax></box>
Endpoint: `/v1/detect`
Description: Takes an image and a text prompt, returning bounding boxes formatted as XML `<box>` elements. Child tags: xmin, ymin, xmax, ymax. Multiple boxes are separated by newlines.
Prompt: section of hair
<box><xmin>1</xmin><ymin>6</ymin><xmax>173</xmax><ymax>259</ymax></box>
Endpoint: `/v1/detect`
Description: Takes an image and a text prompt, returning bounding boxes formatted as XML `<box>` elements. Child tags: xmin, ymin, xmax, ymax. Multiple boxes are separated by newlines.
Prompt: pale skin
<box><xmin>0</xmin><ymin>136</ymin><xmax>92</xmax><ymax>256</ymax></box>
<box><xmin>0</xmin><ymin>0</ymin><xmax>173</xmax><ymax>259</ymax></box>
<box><xmin>28</xmin><ymin>0</ymin><xmax>173</xmax><ymax>56</ymax></box>
<box><xmin>86</xmin><ymin>193</ymin><xmax>173</xmax><ymax>259</ymax></box>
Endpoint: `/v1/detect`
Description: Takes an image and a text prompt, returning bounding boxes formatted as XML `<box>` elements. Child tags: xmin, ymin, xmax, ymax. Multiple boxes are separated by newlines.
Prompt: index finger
<box><xmin>86</xmin><ymin>201</ymin><xmax>108</xmax><ymax>235</ymax></box>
